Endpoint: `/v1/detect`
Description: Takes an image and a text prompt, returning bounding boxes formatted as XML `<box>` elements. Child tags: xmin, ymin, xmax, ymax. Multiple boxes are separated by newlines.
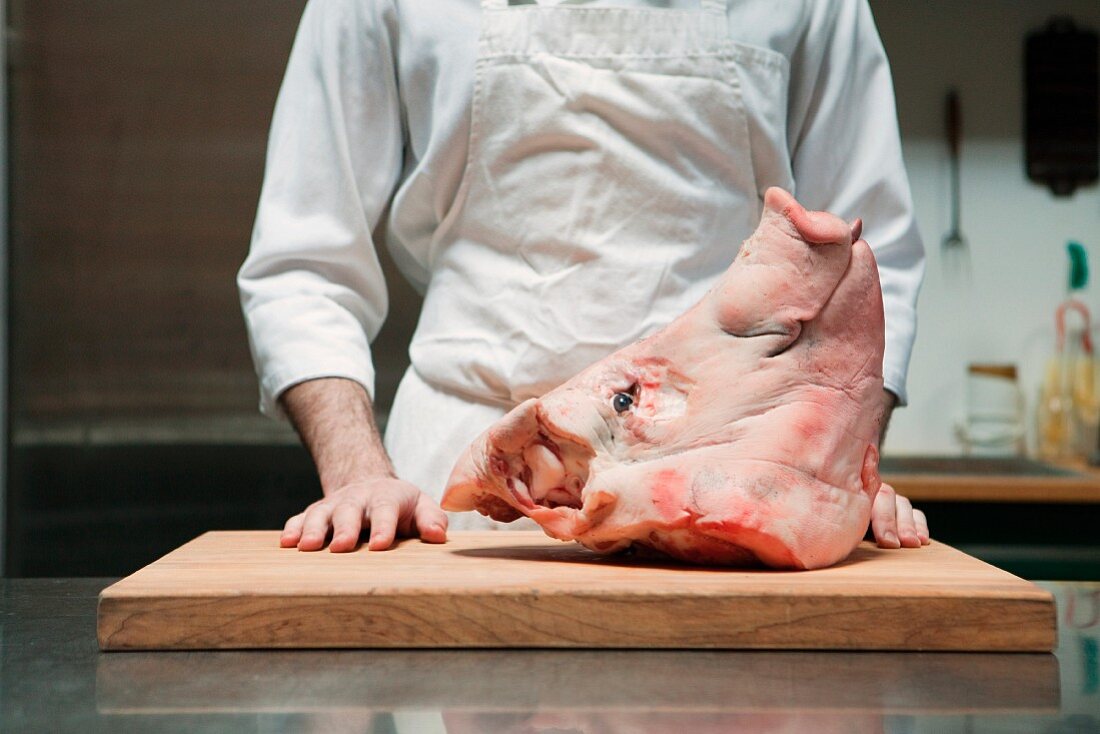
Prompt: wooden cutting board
<box><xmin>97</xmin><ymin>531</ymin><xmax>1056</xmax><ymax>652</ymax></box>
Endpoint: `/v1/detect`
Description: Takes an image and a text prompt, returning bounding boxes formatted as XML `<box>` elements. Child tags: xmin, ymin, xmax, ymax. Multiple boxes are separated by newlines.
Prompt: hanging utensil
<box><xmin>942</xmin><ymin>89</ymin><xmax>967</xmax><ymax>252</ymax></box>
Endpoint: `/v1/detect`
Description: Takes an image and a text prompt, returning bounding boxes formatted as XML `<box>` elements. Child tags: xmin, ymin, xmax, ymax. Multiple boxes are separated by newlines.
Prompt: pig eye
<box><xmin>612</xmin><ymin>392</ymin><xmax>634</xmax><ymax>413</ymax></box>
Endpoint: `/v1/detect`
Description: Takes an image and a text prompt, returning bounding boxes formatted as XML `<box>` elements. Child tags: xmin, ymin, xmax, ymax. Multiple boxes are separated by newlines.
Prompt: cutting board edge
<box><xmin>97</xmin><ymin>588</ymin><xmax>1057</xmax><ymax>653</ymax></box>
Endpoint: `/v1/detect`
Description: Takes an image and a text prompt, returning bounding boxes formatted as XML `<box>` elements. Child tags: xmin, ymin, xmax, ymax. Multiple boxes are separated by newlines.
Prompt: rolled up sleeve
<box><xmin>787</xmin><ymin>0</ymin><xmax>925</xmax><ymax>405</ymax></box>
<box><xmin>238</xmin><ymin>0</ymin><xmax>403</xmax><ymax>418</ymax></box>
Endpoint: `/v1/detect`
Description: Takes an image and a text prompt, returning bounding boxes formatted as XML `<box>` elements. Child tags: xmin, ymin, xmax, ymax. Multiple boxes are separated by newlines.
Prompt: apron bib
<box><xmin>390</xmin><ymin>0</ymin><xmax>771</xmax><ymax>522</ymax></box>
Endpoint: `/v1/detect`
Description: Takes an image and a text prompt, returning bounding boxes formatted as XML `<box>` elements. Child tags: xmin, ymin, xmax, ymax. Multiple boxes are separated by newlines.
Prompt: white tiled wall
<box><xmin>872</xmin><ymin>0</ymin><xmax>1100</xmax><ymax>455</ymax></box>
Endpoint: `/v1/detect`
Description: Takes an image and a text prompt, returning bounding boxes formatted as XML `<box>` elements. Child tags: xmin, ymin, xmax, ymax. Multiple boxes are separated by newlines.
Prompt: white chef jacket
<box><xmin>238</xmin><ymin>0</ymin><xmax>925</xmax><ymax>422</ymax></box>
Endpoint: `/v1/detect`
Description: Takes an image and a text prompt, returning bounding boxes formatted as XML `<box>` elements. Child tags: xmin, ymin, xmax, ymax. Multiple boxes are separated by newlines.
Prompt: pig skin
<box><xmin>441</xmin><ymin>188</ymin><xmax>886</xmax><ymax>569</ymax></box>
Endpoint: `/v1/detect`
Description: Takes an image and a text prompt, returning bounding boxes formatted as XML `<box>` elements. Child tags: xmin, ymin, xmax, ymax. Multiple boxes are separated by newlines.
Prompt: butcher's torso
<box><xmin>239</xmin><ymin>0</ymin><xmax>925</xmax><ymax>528</ymax></box>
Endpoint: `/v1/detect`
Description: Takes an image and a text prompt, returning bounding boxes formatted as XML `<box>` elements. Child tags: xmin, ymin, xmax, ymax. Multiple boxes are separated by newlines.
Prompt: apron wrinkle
<box><xmin>535</xmin><ymin>54</ymin><xmax>579</xmax><ymax>102</ymax></box>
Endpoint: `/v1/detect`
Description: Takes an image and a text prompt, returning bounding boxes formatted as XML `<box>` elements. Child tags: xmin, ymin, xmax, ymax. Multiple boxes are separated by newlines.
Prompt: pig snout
<box><xmin>441</xmin><ymin>395</ymin><xmax>601</xmax><ymax>520</ymax></box>
<box><xmin>515</xmin><ymin>397</ymin><xmax>598</xmax><ymax>510</ymax></box>
<box><xmin>522</xmin><ymin>442</ymin><xmax>582</xmax><ymax>505</ymax></box>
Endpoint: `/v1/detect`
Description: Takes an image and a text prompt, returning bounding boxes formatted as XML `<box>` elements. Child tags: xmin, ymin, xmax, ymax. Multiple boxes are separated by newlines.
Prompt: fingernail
<box><xmin>884</xmin><ymin>531</ymin><xmax>898</xmax><ymax>545</ymax></box>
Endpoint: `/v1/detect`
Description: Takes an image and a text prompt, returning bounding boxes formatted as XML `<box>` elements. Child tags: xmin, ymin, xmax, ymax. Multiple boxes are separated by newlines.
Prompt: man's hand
<box><xmin>873</xmin><ymin>389</ymin><xmax>930</xmax><ymax>548</ymax></box>
<box><xmin>281</xmin><ymin>476</ymin><xmax>447</xmax><ymax>552</ymax></box>
<box><xmin>279</xmin><ymin>377</ymin><xmax>448</xmax><ymax>552</ymax></box>
<box><xmin>871</xmin><ymin>483</ymin><xmax>929</xmax><ymax>548</ymax></box>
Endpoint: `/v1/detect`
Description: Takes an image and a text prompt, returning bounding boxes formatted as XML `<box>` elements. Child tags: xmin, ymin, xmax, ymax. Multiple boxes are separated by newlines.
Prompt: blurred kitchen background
<box><xmin>2</xmin><ymin>0</ymin><xmax>1099</xmax><ymax>578</ymax></box>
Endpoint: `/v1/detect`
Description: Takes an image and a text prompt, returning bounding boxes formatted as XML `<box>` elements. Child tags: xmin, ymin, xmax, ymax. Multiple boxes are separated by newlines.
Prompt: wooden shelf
<box><xmin>882</xmin><ymin>457</ymin><xmax>1100</xmax><ymax>503</ymax></box>
<box><xmin>883</xmin><ymin>473</ymin><xmax>1100</xmax><ymax>503</ymax></box>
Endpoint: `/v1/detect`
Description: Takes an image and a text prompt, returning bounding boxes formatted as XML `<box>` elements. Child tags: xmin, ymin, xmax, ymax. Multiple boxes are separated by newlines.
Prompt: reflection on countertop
<box><xmin>95</xmin><ymin>646</ymin><xmax>1059</xmax><ymax>714</ymax></box>
<box><xmin>2</xmin><ymin>578</ymin><xmax>1098</xmax><ymax>733</ymax></box>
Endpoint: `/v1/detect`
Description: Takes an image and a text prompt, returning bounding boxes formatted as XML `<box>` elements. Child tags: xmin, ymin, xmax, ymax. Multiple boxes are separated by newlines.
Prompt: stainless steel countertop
<box><xmin>3</xmin><ymin>578</ymin><xmax>1098</xmax><ymax>733</ymax></box>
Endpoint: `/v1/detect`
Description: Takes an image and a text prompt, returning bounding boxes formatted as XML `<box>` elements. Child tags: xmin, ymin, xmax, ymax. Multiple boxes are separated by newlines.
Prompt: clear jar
<box><xmin>957</xmin><ymin>363</ymin><xmax>1025</xmax><ymax>456</ymax></box>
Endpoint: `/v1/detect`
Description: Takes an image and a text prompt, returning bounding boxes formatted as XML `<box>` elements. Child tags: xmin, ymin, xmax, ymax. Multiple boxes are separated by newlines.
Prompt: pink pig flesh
<box><xmin>441</xmin><ymin>188</ymin><xmax>887</xmax><ymax>569</ymax></box>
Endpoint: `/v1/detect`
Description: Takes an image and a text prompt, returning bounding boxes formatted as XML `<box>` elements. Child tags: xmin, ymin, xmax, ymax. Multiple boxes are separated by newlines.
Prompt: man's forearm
<box><xmin>280</xmin><ymin>378</ymin><xmax>395</xmax><ymax>493</ymax></box>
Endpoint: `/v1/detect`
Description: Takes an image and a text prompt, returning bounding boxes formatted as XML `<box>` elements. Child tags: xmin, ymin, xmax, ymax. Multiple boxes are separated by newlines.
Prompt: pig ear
<box><xmin>712</xmin><ymin>189</ymin><xmax>853</xmax><ymax>341</ymax></box>
<box><xmin>794</xmin><ymin>237</ymin><xmax>885</xmax><ymax>380</ymax></box>
<box><xmin>763</xmin><ymin>187</ymin><xmax>852</xmax><ymax>246</ymax></box>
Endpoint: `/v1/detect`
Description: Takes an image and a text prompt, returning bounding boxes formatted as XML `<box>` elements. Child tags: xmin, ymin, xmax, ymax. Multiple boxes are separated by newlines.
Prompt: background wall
<box><xmin>871</xmin><ymin>0</ymin><xmax>1100</xmax><ymax>455</ymax></box>
<box><xmin>8</xmin><ymin>2</ymin><xmax>301</xmax><ymax>436</ymax></box>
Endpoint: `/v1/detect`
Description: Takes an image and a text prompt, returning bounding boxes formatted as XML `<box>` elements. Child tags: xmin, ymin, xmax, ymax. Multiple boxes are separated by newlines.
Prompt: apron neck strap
<box><xmin>480</xmin><ymin>0</ymin><xmax>728</xmax><ymax>12</ymax></box>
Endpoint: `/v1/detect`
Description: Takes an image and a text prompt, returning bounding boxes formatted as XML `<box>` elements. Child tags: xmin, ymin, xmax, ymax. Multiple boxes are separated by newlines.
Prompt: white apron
<box><xmin>386</xmin><ymin>0</ymin><xmax>785</xmax><ymax>529</ymax></box>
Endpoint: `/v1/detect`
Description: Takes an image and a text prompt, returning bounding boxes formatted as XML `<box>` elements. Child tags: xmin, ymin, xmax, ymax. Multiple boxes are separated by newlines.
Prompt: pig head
<box><xmin>441</xmin><ymin>187</ymin><xmax>886</xmax><ymax>569</ymax></box>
